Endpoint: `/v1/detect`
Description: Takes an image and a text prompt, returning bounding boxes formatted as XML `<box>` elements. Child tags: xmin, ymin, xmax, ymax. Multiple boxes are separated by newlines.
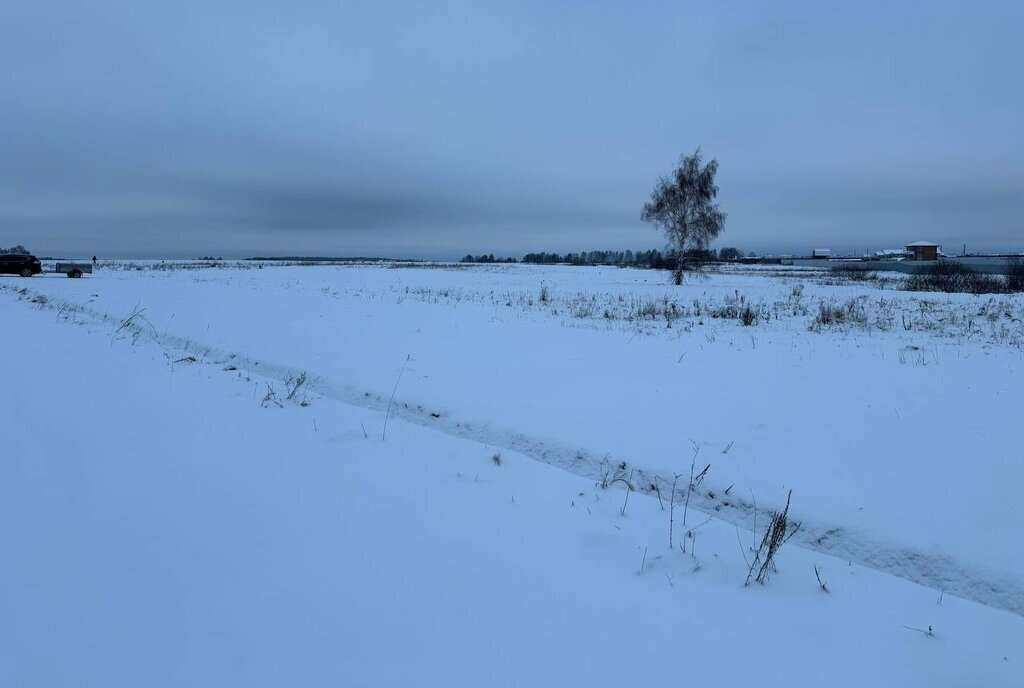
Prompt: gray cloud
<box><xmin>1</xmin><ymin>1</ymin><xmax>1021</xmax><ymax>258</ymax></box>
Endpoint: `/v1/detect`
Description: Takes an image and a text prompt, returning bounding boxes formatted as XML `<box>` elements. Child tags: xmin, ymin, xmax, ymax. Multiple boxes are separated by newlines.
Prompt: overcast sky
<box><xmin>1</xmin><ymin>1</ymin><xmax>1021</xmax><ymax>258</ymax></box>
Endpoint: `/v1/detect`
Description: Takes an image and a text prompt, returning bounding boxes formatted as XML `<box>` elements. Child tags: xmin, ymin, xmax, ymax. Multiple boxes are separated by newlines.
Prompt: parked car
<box><xmin>0</xmin><ymin>253</ymin><xmax>43</xmax><ymax>277</ymax></box>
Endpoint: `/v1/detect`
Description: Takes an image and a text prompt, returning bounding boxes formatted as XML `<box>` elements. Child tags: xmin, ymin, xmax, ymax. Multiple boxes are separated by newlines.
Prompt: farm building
<box><xmin>905</xmin><ymin>241</ymin><xmax>941</xmax><ymax>261</ymax></box>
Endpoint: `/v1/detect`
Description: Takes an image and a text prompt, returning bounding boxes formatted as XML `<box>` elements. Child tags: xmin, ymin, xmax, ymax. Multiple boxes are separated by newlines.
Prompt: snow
<box><xmin>16</xmin><ymin>262</ymin><xmax>1024</xmax><ymax>596</ymax></box>
<box><xmin>2</xmin><ymin>262</ymin><xmax>1023</xmax><ymax>686</ymax></box>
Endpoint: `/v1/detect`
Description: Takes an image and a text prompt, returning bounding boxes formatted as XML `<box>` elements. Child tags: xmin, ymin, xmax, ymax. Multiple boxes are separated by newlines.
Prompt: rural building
<box><xmin>812</xmin><ymin>248</ymin><xmax>831</xmax><ymax>259</ymax></box>
<box><xmin>905</xmin><ymin>241</ymin><xmax>941</xmax><ymax>261</ymax></box>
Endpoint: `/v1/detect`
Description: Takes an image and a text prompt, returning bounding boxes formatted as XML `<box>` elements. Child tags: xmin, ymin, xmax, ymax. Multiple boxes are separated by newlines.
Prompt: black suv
<box><xmin>0</xmin><ymin>254</ymin><xmax>43</xmax><ymax>277</ymax></box>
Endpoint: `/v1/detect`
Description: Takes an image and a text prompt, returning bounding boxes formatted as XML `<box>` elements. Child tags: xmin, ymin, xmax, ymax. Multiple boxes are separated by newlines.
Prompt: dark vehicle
<box><xmin>0</xmin><ymin>254</ymin><xmax>42</xmax><ymax>277</ymax></box>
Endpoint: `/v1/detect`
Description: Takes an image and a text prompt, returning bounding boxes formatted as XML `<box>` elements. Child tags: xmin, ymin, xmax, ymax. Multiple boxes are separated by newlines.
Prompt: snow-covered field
<box><xmin>2</xmin><ymin>261</ymin><xmax>1022</xmax><ymax>686</ymax></box>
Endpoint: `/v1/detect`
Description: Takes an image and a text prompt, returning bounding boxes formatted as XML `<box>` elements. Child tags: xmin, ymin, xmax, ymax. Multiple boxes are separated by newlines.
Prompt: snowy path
<box><xmin>5</xmin><ymin>279</ymin><xmax>1023</xmax><ymax>617</ymax></box>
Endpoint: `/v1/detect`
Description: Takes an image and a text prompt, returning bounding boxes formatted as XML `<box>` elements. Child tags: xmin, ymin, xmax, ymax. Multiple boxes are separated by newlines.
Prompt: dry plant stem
<box><xmin>688</xmin><ymin>515</ymin><xmax>714</xmax><ymax>533</ymax></box>
<box><xmin>382</xmin><ymin>354</ymin><xmax>410</xmax><ymax>441</ymax></box>
<box><xmin>750</xmin><ymin>489</ymin><xmax>757</xmax><ymax>551</ymax></box>
<box><xmin>620</xmin><ymin>469</ymin><xmax>634</xmax><ymax>516</ymax></box>
<box><xmin>286</xmin><ymin>371</ymin><xmax>308</xmax><ymax>400</ymax></box>
<box><xmin>683</xmin><ymin>442</ymin><xmax>700</xmax><ymax>527</ymax></box>
<box><xmin>668</xmin><ymin>473</ymin><xmax>681</xmax><ymax>549</ymax></box>
<box><xmin>261</xmin><ymin>382</ymin><xmax>283</xmax><ymax>408</ymax></box>
<box><xmin>814</xmin><ymin>565</ymin><xmax>829</xmax><ymax>593</ymax></box>
<box><xmin>902</xmin><ymin>625</ymin><xmax>934</xmax><ymax>638</ymax></box>
<box><xmin>734</xmin><ymin>526</ymin><xmax>751</xmax><ymax>568</ymax></box>
<box><xmin>113</xmin><ymin>302</ymin><xmax>145</xmax><ymax>336</ymax></box>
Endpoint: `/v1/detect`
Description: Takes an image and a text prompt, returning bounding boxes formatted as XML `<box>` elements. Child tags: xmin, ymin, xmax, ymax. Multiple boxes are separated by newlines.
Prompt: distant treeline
<box><xmin>461</xmin><ymin>247</ymin><xmax>748</xmax><ymax>267</ymax></box>
<box><xmin>522</xmin><ymin>249</ymin><xmax>680</xmax><ymax>268</ymax></box>
<box><xmin>459</xmin><ymin>254</ymin><xmax>519</xmax><ymax>264</ymax></box>
<box><xmin>247</xmin><ymin>256</ymin><xmax>418</xmax><ymax>263</ymax></box>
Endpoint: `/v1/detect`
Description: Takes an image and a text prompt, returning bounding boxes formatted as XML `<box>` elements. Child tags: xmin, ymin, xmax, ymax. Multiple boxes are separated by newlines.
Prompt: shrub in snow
<box><xmin>811</xmin><ymin>298</ymin><xmax>867</xmax><ymax>329</ymax></box>
<box><xmin>745</xmin><ymin>490</ymin><xmax>801</xmax><ymax>586</ymax></box>
<box><xmin>832</xmin><ymin>265</ymin><xmax>873</xmax><ymax>282</ymax></box>
<box><xmin>906</xmin><ymin>262</ymin><xmax>1006</xmax><ymax>295</ymax></box>
<box><xmin>1007</xmin><ymin>259</ymin><xmax>1024</xmax><ymax>293</ymax></box>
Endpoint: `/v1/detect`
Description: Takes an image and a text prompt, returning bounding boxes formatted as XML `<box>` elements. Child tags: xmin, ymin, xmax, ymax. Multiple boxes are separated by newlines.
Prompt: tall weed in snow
<box><xmin>810</xmin><ymin>298</ymin><xmax>868</xmax><ymax>329</ymax></box>
<box><xmin>745</xmin><ymin>490</ymin><xmax>801</xmax><ymax>585</ymax></box>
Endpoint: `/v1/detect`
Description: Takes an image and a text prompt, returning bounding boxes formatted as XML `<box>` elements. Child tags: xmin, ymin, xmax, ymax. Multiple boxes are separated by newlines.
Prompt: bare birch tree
<box><xmin>641</xmin><ymin>149</ymin><xmax>727</xmax><ymax>284</ymax></box>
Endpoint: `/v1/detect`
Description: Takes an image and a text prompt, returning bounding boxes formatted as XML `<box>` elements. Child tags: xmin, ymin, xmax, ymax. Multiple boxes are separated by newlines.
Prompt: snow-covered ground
<box><xmin>2</xmin><ymin>262</ymin><xmax>1022</xmax><ymax>686</ymax></box>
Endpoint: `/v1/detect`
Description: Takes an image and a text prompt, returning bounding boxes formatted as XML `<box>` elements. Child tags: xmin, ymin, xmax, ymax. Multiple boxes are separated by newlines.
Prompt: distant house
<box><xmin>812</xmin><ymin>249</ymin><xmax>831</xmax><ymax>259</ymax></box>
<box><xmin>905</xmin><ymin>241</ymin><xmax>941</xmax><ymax>261</ymax></box>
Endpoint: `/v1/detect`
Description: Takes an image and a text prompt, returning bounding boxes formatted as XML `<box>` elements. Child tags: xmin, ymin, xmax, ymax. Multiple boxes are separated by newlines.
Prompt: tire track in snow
<box><xmin>6</xmin><ymin>283</ymin><xmax>1024</xmax><ymax>617</ymax></box>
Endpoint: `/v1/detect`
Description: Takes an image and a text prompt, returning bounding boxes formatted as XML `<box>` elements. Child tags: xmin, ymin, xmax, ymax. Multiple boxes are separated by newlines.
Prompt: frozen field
<box><xmin>2</xmin><ymin>261</ymin><xmax>1023</xmax><ymax>685</ymax></box>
